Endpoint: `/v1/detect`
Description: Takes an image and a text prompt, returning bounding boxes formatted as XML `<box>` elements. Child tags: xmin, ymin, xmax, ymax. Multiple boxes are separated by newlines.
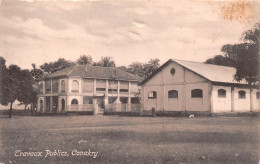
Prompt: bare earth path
<box><xmin>0</xmin><ymin>116</ymin><xmax>259</xmax><ymax>164</ymax></box>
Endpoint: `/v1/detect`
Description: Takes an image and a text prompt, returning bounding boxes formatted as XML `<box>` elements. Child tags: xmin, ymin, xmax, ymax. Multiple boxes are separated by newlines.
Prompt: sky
<box><xmin>0</xmin><ymin>0</ymin><xmax>259</xmax><ymax>69</ymax></box>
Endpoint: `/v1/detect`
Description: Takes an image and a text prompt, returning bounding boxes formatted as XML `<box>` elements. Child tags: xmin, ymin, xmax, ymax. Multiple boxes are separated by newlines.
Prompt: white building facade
<box><xmin>37</xmin><ymin>65</ymin><xmax>142</xmax><ymax>114</ymax></box>
<box><xmin>139</xmin><ymin>59</ymin><xmax>260</xmax><ymax>113</ymax></box>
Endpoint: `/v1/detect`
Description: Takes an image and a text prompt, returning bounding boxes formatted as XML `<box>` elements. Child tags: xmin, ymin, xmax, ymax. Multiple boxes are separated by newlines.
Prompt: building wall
<box><xmin>142</xmin><ymin>62</ymin><xmax>210</xmax><ymax>112</ymax></box>
<box><xmin>233</xmin><ymin>87</ymin><xmax>250</xmax><ymax>112</ymax></box>
<box><xmin>253</xmin><ymin>89</ymin><xmax>260</xmax><ymax>111</ymax></box>
<box><xmin>211</xmin><ymin>85</ymin><xmax>232</xmax><ymax>113</ymax></box>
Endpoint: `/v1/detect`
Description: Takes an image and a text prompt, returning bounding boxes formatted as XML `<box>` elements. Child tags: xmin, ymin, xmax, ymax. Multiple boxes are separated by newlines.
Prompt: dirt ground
<box><xmin>0</xmin><ymin>115</ymin><xmax>259</xmax><ymax>164</ymax></box>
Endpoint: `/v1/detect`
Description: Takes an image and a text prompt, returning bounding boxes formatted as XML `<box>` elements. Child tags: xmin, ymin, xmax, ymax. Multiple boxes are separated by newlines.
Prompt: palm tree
<box><xmin>95</xmin><ymin>56</ymin><xmax>115</xmax><ymax>67</ymax></box>
<box><xmin>76</xmin><ymin>55</ymin><xmax>93</xmax><ymax>65</ymax></box>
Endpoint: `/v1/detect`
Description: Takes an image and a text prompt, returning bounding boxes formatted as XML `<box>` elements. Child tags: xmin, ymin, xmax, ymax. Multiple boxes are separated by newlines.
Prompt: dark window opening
<box><xmin>61</xmin><ymin>80</ymin><xmax>65</xmax><ymax>93</ymax></box>
<box><xmin>191</xmin><ymin>89</ymin><xmax>203</xmax><ymax>98</ymax></box>
<box><xmin>96</xmin><ymin>88</ymin><xmax>106</xmax><ymax>91</ymax></box>
<box><xmin>168</xmin><ymin>90</ymin><xmax>178</xmax><ymax>98</ymax></box>
<box><xmin>238</xmin><ymin>90</ymin><xmax>246</xmax><ymax>99</ymax></box>
<box><xmin>120</xmin><ymin>89</ymin><xmax>129</xmax><ymax>92</ymax></box>
<box><xmin>71</xmin><ymin>99</ymin><xmax>78</xmax><ymax>105</ymax></box>
<box><xmin>218</xmin><ymin>89</ymin><xmax>226</xmax><ymax>98</ymax></box>
<box><xmin>108</xmin><ymin>89</ymin><xmax>117</xmax><ymax>93</ymax></box>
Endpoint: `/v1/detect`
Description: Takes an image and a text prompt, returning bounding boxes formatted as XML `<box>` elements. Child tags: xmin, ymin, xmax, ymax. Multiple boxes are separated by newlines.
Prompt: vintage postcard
<box><xmin>0</xmin><ymin>0</ymin><xmax>259</xmax><ymax>163</ymax></box>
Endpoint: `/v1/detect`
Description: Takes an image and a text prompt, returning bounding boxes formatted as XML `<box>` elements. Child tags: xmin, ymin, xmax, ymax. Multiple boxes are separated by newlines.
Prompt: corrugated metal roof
<box><xmin>139</xmin><ymin>59</ymin><xmax>248</xmax><ymax>85</ymax></box>
<box><xmin>173</xmin><ymin>59</ymin><xmax>247</xmax><ymax>84</ymax></box>
<box><xmin>39</xmin><ymin>65</ymin><xmax>142</xmax><ymax>82</ymax></box>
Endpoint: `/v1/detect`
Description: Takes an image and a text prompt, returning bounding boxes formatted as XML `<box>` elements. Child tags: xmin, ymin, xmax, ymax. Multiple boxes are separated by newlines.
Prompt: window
<box><xmin>191</xmin><ymin>89</ymin><xmax>203</xmax><ymax>98</ymax></box>
<box><xmin>257</xmin><ymin>92</ymin><xmax>260</xmax><ymax>99</ymax></box>
<box><xmin>148</xmin><ymin>91</ymin><xmax>157</xmax><ymax>99</ymax></box>
<box><xmin>238</xmin><ymin>90</ymin><xmax>246</xmax><ymax>99</ymax></box>
<box><xmin>120</xmin><ymin>89</ymin><xmax>129</xmax><ymax>92</ymax></box>
<box><xmin>71</xmin><ymin>80</ymin><xmax>79</xmax><ymax>92</ymax></box>
<box><xmin>71</xmin><ymin>99</ymin><xmax>78</xmax><ymax>105</ymax></box>
<box><xmin>168</xmin><ymin>90</ymin><xmax>178</xmax><ymax>98</ymax></box>
<box><xmin>45</xmin><ymin>80</ymin><xmax>51</xmax><ymax>93</ymax></box>
<box><xmin>170</xmin><ymin>68</ymin><xmax>176</xmax><ymax>75</ymax></box>
<box><xmin>39</xmin><ymin>83</ymin><xmax>43</xmax><ymax>94</ymax></box>
<box><xmin>61</xmin><ymin>80</ymin><xmax>65</xmax><ymax>92</ymax></box>
<box><xmin>218</xmin><ymin>89</ymin><xmax>226</xmax><ymax>98</ymax></box>
<box><xmin>52</xmin><ymin>79</ymin><xmax>59</xmax><ymax>93</ymax></box>
<box><xmin>96</xmin><ymin>88</ymin><xmax>106</xmax><ymax>92</ymax></box>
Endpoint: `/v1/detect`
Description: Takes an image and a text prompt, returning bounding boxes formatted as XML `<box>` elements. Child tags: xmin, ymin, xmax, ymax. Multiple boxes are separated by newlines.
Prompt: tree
<box><xmin>40</xmin><ymin>58</ymin><xmax>75</xmax><ymax>73</ymax></box>
<box><xmin>127</xmin><ymin>62</ymin><xmax>145</xmax><ymax>77</ymax></box>
<box><xmin>221</xmin><ymin>23</ymin><xmax>260</xmax><ymax>112</ymax></box>
<box><xmin>143</xmin><ymin>58</ymin><xmax>160</xmax><ymax>77</ymax></box>
<box><xmin>17</xmin><ymin>69</ymin><xmax>38</xmax><ymax>110</ymax></box>
<box><xmin>76</xmin><ymin>55</ymin><xmax>93</xmax><ymax>65</ymax></box>
<box><xmin>0</xmin><ymin>57</ymin><xmax>7</xmax><ymax>105</ymax></box>
<box><xmin>94</xmin><ymin>56</ymin><xmax>116</xmax><ymax>67</ymax></box>
<box><xmin>3</xmin><ymin>65</ymin><xmax>22</xmax><ymax>118</ymax></box>
<box><xmin>126</xmin><ymin>59</ymin><xmax>160</xmax><ymax>78</ymax></box>
<box><xmin>205</xmin><ymin>55</ymin><xmax>235</xmax><ymax>67</ymax></box>
<box><xmin>30</xmin><ymin>63</ymin><xmax>44</xmax><ymax>79</ymax></box>
<box><xmin>117</xmin><ymin>66</ymin><xmax>127</xmax><ymax>72</ymax></box>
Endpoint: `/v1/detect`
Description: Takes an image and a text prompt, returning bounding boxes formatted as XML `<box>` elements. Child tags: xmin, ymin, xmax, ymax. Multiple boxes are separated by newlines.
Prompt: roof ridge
<box><xmin>67</xmin><ymin>65</ymin><xmax>79</xmax><ymax>76</ymax></box>
<box><xmin>172</xmin><ymin>58</ymin><xmax>235</xmax><ymax>69</ymax></box>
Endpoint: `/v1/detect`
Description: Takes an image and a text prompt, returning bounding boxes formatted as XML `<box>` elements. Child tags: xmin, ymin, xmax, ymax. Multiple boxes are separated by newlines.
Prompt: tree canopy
<box><xmin>127</xmin><ymin>58</ymin><xmax>160</xmax><ymax>78</ymax></box>
<box><xmin>76</xmin><ymin>55</ymin><xmax>93</xmax><ymax>65</ymax></box>
<box><xmin>205</xmin><ymin>55</ymin><xmax>235</xmax><ymax>67</ymax></box>
<box><xmin>94</xmin><ymin>56</ymin><xmax>116</xmax><ymax>67</ymax></box>
<box><xmin>0</xmin><ymin>57</ymin><xmax>38</xmax><ymax>117</ymax></box>
<box><xmin>221</xmin><ymin>23</ymin><xmax>259</xmax><ymax>85</ymax></box>
<box><xmin>40</xmin><ymin>58</ymin><xmax>75</xmax><ymax>74</ymax></box>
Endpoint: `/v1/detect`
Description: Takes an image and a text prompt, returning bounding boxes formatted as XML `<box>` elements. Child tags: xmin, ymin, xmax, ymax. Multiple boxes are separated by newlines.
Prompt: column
<box><xmin>104</xmin><ymin>80</ymin><xmax>108</xmax><ymax>105</ymax></box>
<box><xmin>114</xmin><ymin>80</ymin><xmax>121</xmax><ymax>111</ymax></box>
<box><xmin>93</xmin><ymin>79</ymin><xmax>96</xmax><ymax>95</ymax></box>
<box><xmin>93</xmin><ymin>99</ymin><xmax>98</xmax><ymax>115</ymax></box>
<box><xmin>50</xmin><ymin>79</ymin><xmax>53</xmax><ymax>94</ymax></box>
<box><xmin>231</xmin><ymin>86</ymin><xmax>234</xmax><ymax>112</ymax></box>
<box><xmin>116</xmin><ymin>80</ymin><xmax>120</xmax><ymax>103</ymax></box>
<box><xmin>127</xmin><ymin>81</ymin><xmax>131</xmax><ymax>111</ymax></box>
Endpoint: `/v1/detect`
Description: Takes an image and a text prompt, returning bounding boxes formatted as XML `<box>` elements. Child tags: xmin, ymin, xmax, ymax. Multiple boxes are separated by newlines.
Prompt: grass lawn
<box><xmin>0</xmin><ymin>115</ymin><xmax>259</xmax><ymax>164</ymax></box>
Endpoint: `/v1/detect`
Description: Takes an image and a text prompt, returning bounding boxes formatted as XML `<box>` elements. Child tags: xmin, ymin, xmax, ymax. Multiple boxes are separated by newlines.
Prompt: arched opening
<box><xmin>40</xmin><ymin>100</ymin><xmax>43</xmax><ymax>112</ymax></box>
<box><xmin>218</xmin><ymin>89</ymin><xmax>226</xmax><ymax>98</ymax></box>
<box><xmin>61</xmin><ymin>99</ymin><xmax>65</xmax><ymax>111</ymax></box>
<box><xmin>61</xmin><ymin>80</ymin><xmax>65</xmax><ymax>92</ymax></box>
<box><xmin>71</xmin><ymin>99</ymin><xmax>78</xmax><ymax>105</ymax></box>
<box><xmin>191</xmin><ymin>89</ymin><xmax>203</xmax><ymax>98</ymax></box>
<box><xmin>238</xmin><ymin>90</ymin><xmax>246</xmax><ymax>99</ymax></box>
<box><xmin>39</xmin><ymin>83</ymin><xmax>43</xmax><ymax>94</ymax></box>
<box><xmin>168</xmin><ymin>90</ymin><xmax>178</xmax><ymax>98</ymax></box>
<box><xmin>71</xmin><ymin>80</ymin><xmax>79</xmax><ymax>93</ymax></box>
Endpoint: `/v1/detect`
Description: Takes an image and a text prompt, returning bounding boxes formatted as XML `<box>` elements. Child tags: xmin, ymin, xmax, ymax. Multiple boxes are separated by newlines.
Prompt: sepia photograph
<box><xmin>0</xmin><ymin>0</ymin><xmax>259</xmax><ymax>163</ymax></box>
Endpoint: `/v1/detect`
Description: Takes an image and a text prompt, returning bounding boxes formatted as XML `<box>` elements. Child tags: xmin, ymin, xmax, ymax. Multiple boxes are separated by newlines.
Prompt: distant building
<box><xmin>36</xmin><ymin>65</ymin><xmax>142</xmax><ymax>114</ymax></box>
<box><xmin>139</xmin><ymin>59</ymin><xmax>260</xmax><ymax>113</ymax></box>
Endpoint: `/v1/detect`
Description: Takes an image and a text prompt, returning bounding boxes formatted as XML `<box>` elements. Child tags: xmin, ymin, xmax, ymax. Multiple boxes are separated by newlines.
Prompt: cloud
<box><xmin>0</xmin><ymin>0</ymin><xmax>258</xmax><ymax>69</ymax></box>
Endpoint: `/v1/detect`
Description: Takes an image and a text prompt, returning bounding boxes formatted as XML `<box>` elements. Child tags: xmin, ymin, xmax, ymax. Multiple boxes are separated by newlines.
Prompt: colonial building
<box><xmin>37</xmin><ymin>65</ymin><xmax>142</xmax><ymax>114</ymax></box>
<box><xmin>139</xmin><ymin>59</ymin><xmax>260</xmax><ymax>113</ymax></box>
